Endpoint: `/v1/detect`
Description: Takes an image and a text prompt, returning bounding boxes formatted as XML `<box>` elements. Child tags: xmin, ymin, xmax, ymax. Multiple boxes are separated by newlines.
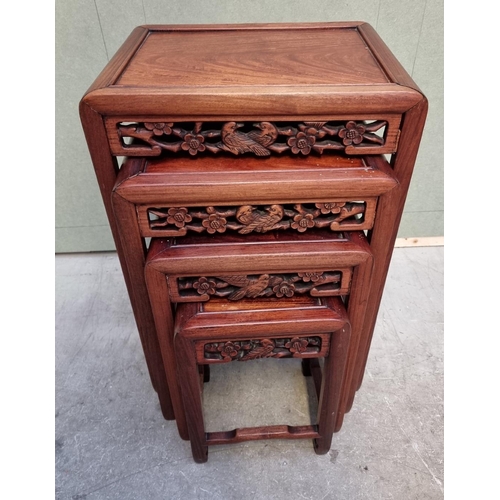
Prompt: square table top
<box><xmin>82</xmin><ymin>22</ymin><xmax>424</xmax><ymax>117</ymax></box>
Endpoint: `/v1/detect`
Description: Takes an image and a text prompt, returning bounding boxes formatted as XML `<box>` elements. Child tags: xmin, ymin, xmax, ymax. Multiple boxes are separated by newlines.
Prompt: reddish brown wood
<box><xmin>314</xmin><ymin>324</ymin><xmax>351</xmax><ymax>454</ymax></box>
<box><xmin>80</xmin><ymin>22</ymin><xmax>427</xmax><ymax>450</ymax></box>
<box><xmin>116</xmin><ymin>28</ymin><xmax>388</xmax><ymax>88</ymax></box>
<box><xmin>146</xmin><ymin>232</ymin><xmax>371</xmax><ymax>451</ymax></box>
<box><xmin>170</xmin><ymin>270</ymin><xmax>347</xmax><ymax>303</ymax></box>
<box><xmin>78</xmin><ymin>25</ymin><xmax>175</xmax><ymax>418</ymax></box>
<box><xmin>143</xmin><ymin>201</ymin><xmax>372</xmax><ymax>236</ymax></box>
<box><xmin>198</xmin><ymin>335</ymin><xmax>330</xmax><ymax>363</ymax></box>
<box><xmin>108</xmin><ymin>119</ymin><xmax>398</xmax><ymax>157</ymax></box>
<box><xmin>82</xmin><ymin>24</ymin><xmax>422</xmax><ymax>117</ymax></box>
<box><xmin>172</xmin><ymin>327</ymin><xmax>207</xmax><ymax>461</ymax></box>
<box><xmin>110</xmin><ymin>193</ymin><xmax>176</xmax><ymax>424</ymax></box>
<box><xmin>207</xmin><ymin>425</ymin><xmax>320</xmax><ymax>445</ymax></box>
<box><xmin>147</xmin><ymin>230</ymin><xmax>369</xmax><ymax>276</ymax></box>
<box><xmin>332</xmin><ymin>231</ymin><xmax>373</xmax><ymax>431</ymax></box>
<box><xmin>79</xmin><ymin>96</ymin><xmax>174</xmax><ymax>421</ymax></box>
<box><xmin>173</xmin><ymin>296</ymin><xmax>350</xmax><ymax>462</ymax></box>
<box><xmin>306</xmin><ymin>358</ymin><xmax>323</xmax><ymax>400</ymax></box>
<box><xmin>141</xmin><ymin>263</ymin><xmax>189</xmax><ymax>441</ymax></box>
<box><xmin>114</xmin><ymin>154</ymin><xmax>397</xmax><ymax>206</ymax></box>
<box><xmin>150</xmin><ymin>231</ymin><xmax>366</xmax><ymax>312</ymax></box>
<box><xmin>357</xmin><ymin>23</ymin><xmax>425</xmax><ymax>94</ymax></box>
<box><xmin>345</xmin><ymin>97</ymin><xmax>429</xmax><ymax>417</ymax></box>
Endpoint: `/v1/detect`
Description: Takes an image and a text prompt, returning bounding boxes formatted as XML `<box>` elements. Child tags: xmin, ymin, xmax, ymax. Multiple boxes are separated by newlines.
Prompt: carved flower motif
<box><xmin>315</xmin><ymin>202</ymin><xmax>346</xmax><ymax>215</ymax></box>
<box><xmin>144</xmin><ymin>122</ymin><xmax>173</xmax><ymax>136</ymax></box>
<box><xmin>181</xmin><ymin>133</ymin><xmax>206</xmax><ymax>155</ymax></box>
<box><xmin>193</xmin><ymin>277</ymin><xmax>217</xmax><ymax>296</ymax></box>
<box><xmin>217</xmin><ymin>341</ymin><xmax>241</xmax><ymax>359</ymax></box>
<box><xmin>202</xmin><ymin>213</ymin><xmax>227</xmax><ymax>234</ymax></box>
<box><xmin>166</xmin><ymin>207</ymin><xmax>192</xmax><ymax>228</ymax></box>
<box><xmin>291</xmin><ymin>213</ymin><xmax>315</xmax><ymax>232</ymax></box>
<box><xmin>285</xmin><ymin>337</ymin><xmax>309</xmax><ymax>354</ymax></box>
<box><xmin>287</xmin><ymin>131</ymin><xmax>316</xmax><ymax>155</ymax></box>
<box><xmin>204</xmin><ymin>343</ymin><xmax>220</xmax><ymax>353</ymax></box>
<box><xmin>298</xmin><ymin>272</ymin><xmax>324</xmax><ymax>283</ymax></box>
<box><xmin>301</xmin><ymin>122</ymin><xmax>326</xmax><ymax>136</ymax></box>
<box><xmin>272</xmin><ymin>280</ymin><xmax>295</xmax><ymax>298</ymax></box>
<box><xmin>338</xmin><ymin>121</ymin><xmax>366</xmax><ymax>146</ymax></box>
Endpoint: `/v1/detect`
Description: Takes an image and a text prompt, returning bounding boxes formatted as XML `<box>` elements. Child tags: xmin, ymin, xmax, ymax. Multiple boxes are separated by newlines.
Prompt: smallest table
<box><xmin>175</xmin><ymin>296</ymin><xmax>350</xmax><ymax>463</ymax></box>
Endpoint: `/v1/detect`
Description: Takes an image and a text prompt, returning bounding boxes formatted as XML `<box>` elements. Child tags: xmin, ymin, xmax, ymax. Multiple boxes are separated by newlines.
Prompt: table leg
<box><xmin>343</xmin><ymin>99</ymin><xmax>429</xmax><ymax>416</ymax></box>
<box><xmin>80</xmin><ymin>102</ymin><xmax>174</xmax><ymax>420</ymax></box>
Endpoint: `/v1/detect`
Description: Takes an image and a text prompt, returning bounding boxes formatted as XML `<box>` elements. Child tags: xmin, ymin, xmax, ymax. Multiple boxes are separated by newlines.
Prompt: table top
<box><xmin>82</xmin><ymin>22</ymin><xmax>424</xmax><ymax>117</ymax></box>
<box><xmin>116</xmin><ymin>27</ymin><xmax>388</xmax><ymax>88</ymax></box>
<box><xmin>115</xmin><ymin>154</ymin><xmax>397</xmax><ymax>205</ymax></box>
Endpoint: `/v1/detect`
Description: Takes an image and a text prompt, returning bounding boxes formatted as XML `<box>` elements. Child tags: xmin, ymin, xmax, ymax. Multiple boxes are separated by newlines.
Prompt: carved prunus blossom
<box><xmin>148</xmin><ymin>202</ymin><xmax>367</xmax><ymax>235</ymax></box>
<box><xmin>203</xmin><ymin>336</ymin><xmax>323</xmax><ymax>362</ymax></box>
<box><xmin>117</xmin><ymin>120</ymin><xmax>387</xmax><ymax>156</ymax></box>
<box><xmin>178</xmin><ymin>272</ymin><xmax>342</xmax><ymax>301</ymax></box>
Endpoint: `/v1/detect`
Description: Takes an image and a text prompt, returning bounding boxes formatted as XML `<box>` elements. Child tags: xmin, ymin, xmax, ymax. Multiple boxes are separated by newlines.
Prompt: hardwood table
<box><xmin>143</xmin><ymin>230</ymin><xmax>373</xmax><ymax>441</ymax></box>
<box><xmin>171</xmin><ymin>295</ymin><xmax>351</xmax><ymax>463</ymax></box>
<box><xmin>80</xmin><ymin>22</ymin><xmax>427</xmax><ymax>429</ymax></box>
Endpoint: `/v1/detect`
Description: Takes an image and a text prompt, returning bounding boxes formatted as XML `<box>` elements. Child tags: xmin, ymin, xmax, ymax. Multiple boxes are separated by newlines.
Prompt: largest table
<box><xmin>80</xmin><ymin>22</ymin><xmax>427</xmax><ymax>427</ymax></box>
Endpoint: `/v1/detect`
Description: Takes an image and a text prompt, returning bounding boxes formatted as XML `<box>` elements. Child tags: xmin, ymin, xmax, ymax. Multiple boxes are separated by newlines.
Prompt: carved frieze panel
<box><xmin>105</xmin><ymin>117</ymin><xmax>401</xmax><ymax>156</ymax></box>
<box><xmin>138</xmin><ymin>200</ymin><xmax>376</xmax><ymax>237</ymax></box>
<box><xmin>168</xmin><ymin>270</ymin><xmax>352</xmax><ymax>303</ymax></box>
<box><xmin>196</xmin><ymin>335</ymin><xmax>330</xmax><ymax>364</ymax></box>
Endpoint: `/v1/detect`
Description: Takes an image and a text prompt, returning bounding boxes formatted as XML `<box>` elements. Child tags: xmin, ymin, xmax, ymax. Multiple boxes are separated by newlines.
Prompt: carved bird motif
<box><xmin>303</xmin><ymin>122</ymin><xmax>327</xmax><ymax>129</ymax></box>
<box><xmin>219</xmin><ymin>122</ymin><xmax>272</xmax><ymax>156</ymax></box>
<box><xmin>216</xmin><ymin>274</ymin><xmax>281</xmax><ymax>301</ymax></box>
<box><xmin>247</xmin><ymin>122</ymin><xmax>279</xmax><ymax>148</ymax></box>
<box><xmin>236</xmin><ymin>205</ymin><xmax>284</xmax><ymax>234</ymax></box>
<box><xmin>240</xmin><ymin>339</ymin><xmax>276</xmax><ymax>361</ymax></box>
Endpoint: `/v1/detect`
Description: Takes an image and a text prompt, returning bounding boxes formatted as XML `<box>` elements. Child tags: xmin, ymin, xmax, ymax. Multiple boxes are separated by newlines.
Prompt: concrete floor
<box><xmin>55</xmin><ymin>246</ymin><xmax>443</xmax><ymax>500</ymax></box>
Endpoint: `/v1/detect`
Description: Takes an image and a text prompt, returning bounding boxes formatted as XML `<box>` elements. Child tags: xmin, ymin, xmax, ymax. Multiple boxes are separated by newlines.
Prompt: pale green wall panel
<box><xmin>144</xmin><ymin>0</ymin><xmax>380</xmax><ymax>25</ymax></box>
<box><xmin>56</xmin><ymin>226</ymin><xmax>114</xmax><ymax>254</ymax></box>
<box><xmin>55</xmin><ymin>0</ymin><xmax>444</xmax><ymax>252</ymax></box>
<box><xmin>398</xmin><ymin>211</ymin><xmax>444</xmax><ymax>240</ymax></box>
<box><xmin>399</xmin><ymin>0</ymin><xmax>444</xmax><ymax>237</ymax></box>
<box><xmin>376</xmin><ymin>0</ymin><xmax>426</xmax><ymax>73</ymax></box>
<box><xmin>56</xmin><ymin>0</ymin><xmax>111</xmax><ymax>247</ymax></box>
<box><xmin>95</xmin><ymin>0</ymin><xmax>146</xmax><ymax>57</ymax></box>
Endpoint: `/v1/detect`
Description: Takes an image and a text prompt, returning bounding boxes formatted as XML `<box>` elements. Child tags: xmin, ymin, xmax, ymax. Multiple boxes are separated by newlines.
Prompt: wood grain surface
<box><xmin>80</xmin><ymin>22</ymin><xmax>427</xmax><ymax>449</ymax></box>
<box><xmin>173</xmin><ymin>296</ymin><xmax>349</xmax><ymax>462</ymax></box>
<box><xmin>115</xmin><ymin>154</ymin><xmax>397</xmax><ymax>206</ymax></box>
<box><xmin>116</xmin><ymin>28</ymin><xmax>389</xmax><ymax>87</ymax></box>
<box><xmin>81</xmin><ymin>23</ymin><xmax>423</xmax><ymax>116</ymax></box>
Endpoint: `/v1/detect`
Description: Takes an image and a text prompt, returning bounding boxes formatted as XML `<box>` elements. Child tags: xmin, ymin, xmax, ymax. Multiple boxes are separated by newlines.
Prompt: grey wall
<box><xmin>55</xmin><ymin>0</ymin><xmax>443</xmax><ymax>253</ymax></box>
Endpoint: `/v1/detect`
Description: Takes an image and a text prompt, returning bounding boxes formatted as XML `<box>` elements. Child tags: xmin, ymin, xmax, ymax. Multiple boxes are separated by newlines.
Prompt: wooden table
<box><xmin>80</xmin><ymin>22</ymin><xmax>427</xmax><ymax>429</ymax></box>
